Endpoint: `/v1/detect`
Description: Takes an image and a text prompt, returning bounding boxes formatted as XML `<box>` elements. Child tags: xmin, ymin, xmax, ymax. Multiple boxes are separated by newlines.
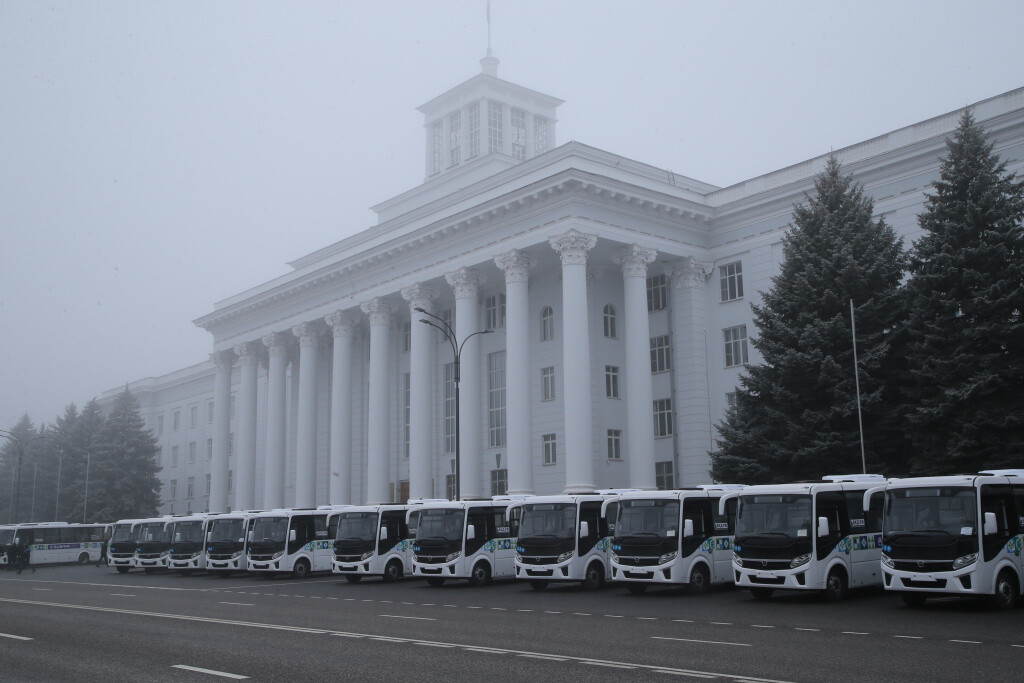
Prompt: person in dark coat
<box><xmin>17</xmin><ymin>539</ymin><xmax>35</xmax><ymax>574</ymax></box>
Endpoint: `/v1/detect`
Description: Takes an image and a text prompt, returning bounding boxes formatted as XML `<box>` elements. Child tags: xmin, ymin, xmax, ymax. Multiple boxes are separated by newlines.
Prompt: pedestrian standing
<box><xmin>17</xmin><ymin>539</ymin><xmax>35</xmax><ymax>574</ymax></box>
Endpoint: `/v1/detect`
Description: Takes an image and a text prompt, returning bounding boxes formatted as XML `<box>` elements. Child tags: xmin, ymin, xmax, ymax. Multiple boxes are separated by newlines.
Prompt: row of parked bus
<box><xmin>0</xmin><ymin>522</ymin><xmax>110</xmax><ymax>567</ymax></box>
<box><xmin>95</xmin><ymin>468</ymin><xmax>1024</xmax><ymax>609</ymax></box>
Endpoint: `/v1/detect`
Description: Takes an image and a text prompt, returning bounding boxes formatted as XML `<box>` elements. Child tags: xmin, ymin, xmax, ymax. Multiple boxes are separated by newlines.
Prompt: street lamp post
<box><xmin>0</xmin><ymin>429</ymin><xmax>48</xmax><ymax>523</ymax></box>
<box><xmin>414</xmin><ymin>307</ymin><xmax>492</xmax><ymax>502</ymax></box>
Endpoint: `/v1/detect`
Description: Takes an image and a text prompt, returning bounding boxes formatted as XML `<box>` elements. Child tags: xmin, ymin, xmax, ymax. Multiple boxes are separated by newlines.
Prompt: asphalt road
<box><xmin>0</xmin><ymin>565</ymin><xmax>1021</xmax><ymax>681</ymax></box>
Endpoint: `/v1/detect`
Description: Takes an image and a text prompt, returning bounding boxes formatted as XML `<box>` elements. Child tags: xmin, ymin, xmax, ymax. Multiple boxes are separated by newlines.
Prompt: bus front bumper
<box><xmin>734</xmin><ymin>565</ymin><xmax>812</xmax><ymax>590</ymax></box>
<box><xmin>610</xmin><ymin>558</ymin><xmax>675</xmax><ymax>583</ymax></box>
<box><xmin>207</xmin><ymin>556</ymin><xmax>245</xmax><ymax>571</ymax></box>
<box><xmin>412</xmin><ymin>559</ymin><xmax>459</xmax><ymax>577</ymax></box>
<box><xmin>515</xmin><ymin>557</ymin><xmax>577</xmax><ymax>581</ymax></box>
<box><xmin>169</xmin><ymin>556</ymin><xmax>204</xmax><ymax>570</ymax></box>
<box><xmin>883</xmin><ymin>566</ymin><xmax>979</xmax><ymax>595</ymax></box>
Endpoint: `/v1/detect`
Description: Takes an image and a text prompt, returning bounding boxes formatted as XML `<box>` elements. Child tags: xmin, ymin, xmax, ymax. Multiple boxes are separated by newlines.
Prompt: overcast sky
<box><xmin>2</xmin><ymin>0</ymin><xmax>1023</xmax><ymax>429</ymax></box>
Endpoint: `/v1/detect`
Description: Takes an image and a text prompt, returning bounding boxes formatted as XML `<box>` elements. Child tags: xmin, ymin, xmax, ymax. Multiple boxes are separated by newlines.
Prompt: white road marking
<box><xmin>795</xmin><ymin>628</ymin><xmax>819</xmax><ymax>632</ymax></box>
<box><xmin>415</xmin><ymin>642</ymin><xmax>454</xmax><ymax>648</ymax></box>
<box><xmin>638</xmin><ymin>617</ymin><xmax>657</xmax><ymax>620</ymax></box>
<box><xmin>573</xmin><ymin>612</ymin><xmax>591</xmax><ymax>616</ymax></box>
<box><xmin>1011</xmin><ymin>644</ymin><xmax>1024</xmax><ymax>649</ymax></box>
<box><xmin>751</xmin><ymin>625</ymin><xmax>774</xmax><ymax>629</ymax></box>
<box><xmin>490</xmin><ymin>607</ymin><xmax>506</xmax><ymax>611</ymax></box>
<box><xmin>517</xmin><ymin>609</ymin><xmax>533</xmax><ymax>612</ymax></box>
<box><xmin>605</xmin><ymin>614</ymin><xmax>623</xmax><ymax>618</ymax></box>
<box><xmin>109</xmin><ymin>593</ymin><xmax>135</xmax><ymax>597</ymax></box>
<box><xmin>218</xmin><ymin>602</ymin><xmax>254</xmax><ymax>607</ymax></box>
<box><xmin>949</xmin><ymin>639</ymin><xmax>981</xmax><ymax>644</ymax></box>
<box><xmin>652</xmin><ymin>636</ymin><xmax>752</xmax><ymax>647</ymax></box>
<box><xmin>0</xmin><ymin>632</ymin><xmax>33</xmax><ymax>641</ymax></box>
<box><xmin>711</xmin><ymin>622</ymin><xmax>732</xmax><ymax>626</ymax></box>
<box><xmin>842</xmin><ymin>632</ymin><xmax>868</xmax><ymax>636</ymax></box>
<box><xmin>894</xmin><ymin>635</ymin><xmax>922</xmax><ymax>639</ymax></box>
<box><xmin>673</xmin><ymin>619</ymin><xmax>693</xmax><ymax>623</ymax></box>
<box><xmin>171</xmin><ymin>665</ymin><xmax>248</xmax><ymax>679</ymax></box>
<box><xmin>519</xmin><ymin>654</ymin><xmax>567</xmax><ymax>661</ymax></box>
<box><xmin>466</xmin><ymin>606</ymin><xmax>482</xmax><ymax>609</ymax></box>
<box><xmin>653</xmin><ymin>671</ymin><xmax>717</xmax><ymax>679</ymax></box>
<box><xmin>31</xmin><ymin>588</ymin><xmax>51</xmax><ymax>592</ymax></box>
<box><xmin>380</xmin><ymin>614</ymin><xmax>436</xmax><ymax>621</ymax></box>
<box><xmin>583</xmin><ymin>661</ymin><xmax>634</xmax><ymax>669</ymax></box>
<box><xmin>544</xmin><ymin>610</ymin><xmax>561</xmax><ymax>614</ymax></box>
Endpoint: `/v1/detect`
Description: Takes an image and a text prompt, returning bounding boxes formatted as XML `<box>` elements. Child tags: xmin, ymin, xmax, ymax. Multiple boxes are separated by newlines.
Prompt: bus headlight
<box><xmin>446</xmin><ymin>551</ymin><xmax>461</xmax><ymax>563</ymax></box>
<box><xmin>191</xmin><ymin>551</ymin><xmax>202</xmax><ymax>559</ymax></box>
<box><xmin>271</xmin><ymin>551</ymin><xmax>285</xmax><ymax>560</ymax></box>
<box><xmin>610</xmin><ymin>553</ymin><xmax>619</xmax><ymax>563</ymax></box>
<box><xmin>361</xmin><ymin>551</ymin><xmax>374</xmax><ymax>561</ymax></box>
<box><xmin>230</xmin><ymin>550</ymin><xmax>243</xmax><ymax>559</ymax></box>
<box><xmin>160</xmin><ymin>550</ymin><xmax>170</xmax><ymax>558</ymax></box>
<box><xmin>658</xmin><ymin>552</ymin><xmax>677</xmax><ymax>565</ymax></box>
<box><xmin>732</xmin><ymin>554</ymin><xmax>743</xmax><ymax>568</ymax></box>
<box><xmin>557</xmin><ymin>551</ymin><xmax>574</xmax><ymax>563</ymax></box>
<box><xmin>880</xmin><ymin>554</ymin><xmax>894</xmax><ymax>568</ymax></box>
<box><xmin>952</xmin><ymin>553</ymin><xmax>978</xmax><ymax>570</ymax></box>
<box><xmin>790</xmin><ymin>553</ymin><xmax>810</xmax><ymax>568</ymax></box>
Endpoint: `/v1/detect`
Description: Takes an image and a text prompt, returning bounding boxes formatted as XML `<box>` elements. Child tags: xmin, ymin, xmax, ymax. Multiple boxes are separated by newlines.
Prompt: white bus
<box><xmin>107</xmin><ymin>518</ymin><xmax>142</xmax><ymax>572</ymax></box>
<box><xmin>733</xmin><ymin>475</ymin><xmax>886</xmax><ymax>601</ymax></box>
<box><xmin>333</xmin><ymin>504</ymin><xmax>425</xmax><ymax>582</ymax></box>
<box><xmin>1</xmin><ymin>524</ymin><xmax>17</xmax><ymax>564</ymax></box>
<box><xmin>246</xmin><ymin>508</ymin><xmax>343</xmax><ymax>578</ymax></box>
<box><xmin>411</xmin><ymin>500</ymin><xmax>517</xmax><ymax>586</ymax></box>
<box><xmin>205</xmin><ymin>511</ymin><xmax>262</xmax><ymax>575</ymax></box>
<box><xmin>880</xmin><ymin>469</ymin><xmax>1024</xmax><ymax>609</ymax></box>
<box><xmin>133</xmin><ymin>516</ymin><xmax>175</xmax><ymax>572</ymax></box>
<box><xmin>514</xmin><ymin>494</ymin><xmax>619</xmax><ymax>590</ymax></box>
<box><xmin>609</xmin><ymin>486</ymin><xmax>745</xmax><ymax>595</ymax></box>
<box><xmin>2</xmin><ymin>523</ymin><xmax>108</xmax><ymax>566</ymax></box>
<box><xmin>167</xmin><ymin>513</ymin><xmax>210</xmax><ymax>573</ymax></box>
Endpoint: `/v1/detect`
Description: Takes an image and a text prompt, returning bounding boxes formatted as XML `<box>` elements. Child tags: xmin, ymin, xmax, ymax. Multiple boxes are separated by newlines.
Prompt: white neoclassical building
<box><xmin>100</xmin><ymin>55</ymin><xmax>1024</xmax><ymax>514</ymax></box>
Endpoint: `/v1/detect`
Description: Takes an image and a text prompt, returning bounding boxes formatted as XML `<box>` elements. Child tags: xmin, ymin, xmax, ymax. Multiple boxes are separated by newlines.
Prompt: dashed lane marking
<box><xmin>949</xmin><ymin>640</ymin><xmax>981</xmax><ymax>644</ymax></box>
<box><xmin>711</xmin><ymin>622</ymin><xmax>732</xmax><ymax>626</ymax></box>
<box><xmin>380</xmin><ymin>614</ymin><xmax>436</xmax><ymax>621</ymax></box>
<box><xmin>109</xmin><ymin>594</ymin><xmax>135</xmax><ymax>597</ymax></box>
<box><xmin>894</xmin><ymin>636</ymin><xmax>922</xmax><ymax>640</ymax></box>
<box><xmin>0</xmin><ymin>632</ymin><xmax>33</xmax><ymax>641</ymax></box>
<box><xmin>171</xmin><ymin>665</ymin><xmax>248</xmax><ymax>680</ymax></box>
<box><xmin>751</xmin><ymin>625</ymin><xmax>774</xmax><ymax>629</ymax></box>
<box><xmin>652</xmin><ymin>636</ymin><xmax>752</xmax><ymax>648</ymax></box>
<box><xmin>218</xmin><ymin>602</ymin><xmax>254</xmax><ymax>607</ymax></box>
<box><xmin>795</xmin><ymin>628</ymin><xmax>819</xmax><ymax>632</ymax></box>
<box><xmin>842</xmin><ymin>632</ymin><xmax>868</xmax><ymax>636</ymax></box>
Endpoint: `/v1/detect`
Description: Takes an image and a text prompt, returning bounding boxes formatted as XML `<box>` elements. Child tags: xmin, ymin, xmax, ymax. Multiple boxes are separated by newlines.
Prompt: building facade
<box><xmin>101</xmin><ymin>57</ymin><xmax>1024</xmax><ymax>514</ymax></box>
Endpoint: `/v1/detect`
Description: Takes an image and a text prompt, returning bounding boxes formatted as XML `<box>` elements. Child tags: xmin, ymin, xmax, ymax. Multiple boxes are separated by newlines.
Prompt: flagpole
<box><xmin>850</xmin><ymin>299</ymin><xmax>867</xmax><ymax>474</ymax></box>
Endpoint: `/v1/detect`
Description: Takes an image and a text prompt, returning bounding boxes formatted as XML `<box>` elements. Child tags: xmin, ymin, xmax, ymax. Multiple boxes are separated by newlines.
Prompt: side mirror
<box><xmin>466</xmin><ymin>526</ymin><xmax>476</xmax><ymax>541</ymax></box>
<box><xmin>289</xmin><ymin>529</ymin><xmax>297</xmax><ymax>543</ymax></box>
<box><xmin>983</xmin><ymin>512</ymin><xmax>998</xmax><ymax>536</ymax></box>
<box><xmin>683</xmin><ymin>519</ymin><xmax>694</xmax><ymax>537</ymax></box>
<box><xmin>379</xmin><ymin>526</ymin><xmax>388</xmax><ymax>541</ymax></box>
<box><xmin>817</xmin><ymin>517</ymin><xmax>830</xmax><ymax>538</ymax></box>
<box><xmin>579</xmin><ymin>521</ymin><xmax>590</xmax><ymax>538</ymax></box>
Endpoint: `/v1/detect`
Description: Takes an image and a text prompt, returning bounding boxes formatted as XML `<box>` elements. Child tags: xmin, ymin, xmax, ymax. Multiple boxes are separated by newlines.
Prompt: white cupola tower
<box><xmin>417</xmin><ymin>52</ymin><xmax>564</xmax><ymax>182</ymax></box>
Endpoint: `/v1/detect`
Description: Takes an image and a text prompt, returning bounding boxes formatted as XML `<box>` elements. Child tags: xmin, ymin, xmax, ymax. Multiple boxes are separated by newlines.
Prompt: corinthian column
<box><xmin>494</xmin><ymin>250</ymin><xmax>534</xmax><ymax>495</ymax></box>
<box><xmin>549</xmin><ymin>229</ymin><xmax>598</xmax><ymax>493</ymax></box>
<box><xmin>262</xmin><ymin>332</ymin><xmax>290</xmax><ymax>508</ymax></box>
<box><xmin>233</xmin><ymin>342</ymin><xmax>261</xmax><ymax>510</ymax></box>
<box><xmin>361</xmin><ymin>298</ymin><xmax>393</xmax><ymax>504</ymax></box>
<box><xmin>292</xmin><ymin>321</ymin><xmax>323</xmax><ymax>508</ymax></box>
<box><xmin>325</xmin><ymin>311</ymin><xmax>358</xmax><ymax>505</ymax></box>
<box><xmin>444</xmin><ymin>267</ymin><xmax>482</xmax><ymax>499</ymax></box>
<box><xmin>210</xmin><ymin>349</ymin><xmax>235</xmax><ymax>512</ymax></box>
<box><xmin>615</xmin><ymin>244</ymin><xmax>658</xmax><ymax>490</ymax></box>
<box><xmin>401</xmin><ymin>284</ymin><xmax>436</xmax><ymax>501</ymax></box>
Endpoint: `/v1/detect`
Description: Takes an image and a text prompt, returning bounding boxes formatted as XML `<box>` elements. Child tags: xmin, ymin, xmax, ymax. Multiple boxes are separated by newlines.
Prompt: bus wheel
<box><xmin>344</xmin><ymin>574</ymin><xmax>362</xmax><ymax>583</ymax></box>
<box><xmin>688</xmin><ymin>564</ymin><xmax>710</xmax><ymax>596</ymax></box>
<box><xmin>582</xmin><ymin>562</ymin><xmax>605</xmax><ymax>591</ymax></box>
<box><xmin>750</xmin><ymin>587</ymin><xmax>774</xmax><ymax>601</ymax></box>
<box><xmin>382</xmin><ymin>560</ymin><xmax>403</xmax><ymax>583</ymax></box>
<box><xmin>468</xmin><ymin>562</ymin><xmax>491</xmax><ymax>586</ymax></box>
<box><xmin>291</xmin><ymin>559</ymin><xmax>310</xmax><ymax>579</ymax></box>
<box><xmin>990</xmin><ymin>571</ymin><xmax>1019</xmax><ymax>610</ymax></box>
<box><xmin>529</xmin><ymin>580</ymin><xmax>548</xmax><ymax>591</ymax></box>
<box><xmin>824</xmin><ymin>569</ymin><xmax>848</xmax><ymax>602</ymax></box>
<box><xmin>116</xmin><ymin>566</ymin><xmax>129</xmax><ymax>574</ymax></box>
<box><xmin>900</xmin><ymin>593</ymin><xmax>927</xmax><ymax>607</ymax></box>
<box><xmin>78</xmin><ymin>552</ymin><xmax>90</xmax><ymax>565</ymax></box>
<box><xmin>426</xmin><ymin>577</ymin><xmax>445</xmax><ymax>587</ymax></box>
<box><xmin>627</xmin><ymin>583</ymin><xmax>648</xmax><ymax>595</ymax></box>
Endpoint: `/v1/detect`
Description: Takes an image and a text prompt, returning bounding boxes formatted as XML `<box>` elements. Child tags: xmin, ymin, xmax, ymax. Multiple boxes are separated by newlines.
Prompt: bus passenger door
<box><xmin>312</xmin><ymin>514</ymin><xmax>331</xmax><ymax>571</ymax></box>
<box><xmin>492</xmin><ymin>509</ymin><xmax>515</xmax><ymax>577</ymax></box>
<box><xmin>711</xmin><ymin>496</ymin><xmax>737</xmax><ymax>583</ymax></box>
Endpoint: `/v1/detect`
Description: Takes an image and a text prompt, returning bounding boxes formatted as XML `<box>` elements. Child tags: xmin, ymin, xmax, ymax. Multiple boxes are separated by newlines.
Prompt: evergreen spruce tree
<box><xmin>0</xmin><ymin>414</ymin><xmax>40</xmax><ymax>523</ymax></box>
<box><xmin>89</xmin><ymin>389</ymin><xmax>162</xmax><ymax>521</ymax></box>
<box><xmin>712</xmin><ymin>157</ymin><xmax>909</xmax><ymax>483</ymax></box>
<box><xmin>903</xmin><ymin>111</ymin><xmax>1024</xmax><ymax>474</ymax></box>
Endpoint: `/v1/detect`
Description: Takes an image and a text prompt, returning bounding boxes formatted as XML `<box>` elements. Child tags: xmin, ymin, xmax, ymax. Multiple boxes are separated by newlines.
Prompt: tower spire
<box><xmin>481</xmin><ymin>0</ymin><xmax>499</xmax><ymax>76</ymax></box>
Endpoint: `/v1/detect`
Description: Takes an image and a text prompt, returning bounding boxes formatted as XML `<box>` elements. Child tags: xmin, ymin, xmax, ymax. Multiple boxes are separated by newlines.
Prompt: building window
<box><xmin>403</xmin><ymin>321</ymin><xmax>411</xmax><ymax>353</ymax></box>
<box><xmin>228</xmin><ymin>470</ymin><xmax>233</xmax><ymax>493</ymax></box>
<box><xmin>656</xmin><ymin>461</ymin><xmax>675</xmax><ymax>490</ymax></box>
<box><xmin>446</xmin><ymin>472</ymin><xmax>457</xmax><ymax>500</ymax></box>
<box><xmin>605</xmin><ymin>365</ymin><xmax>620</xmax><ymax>399</ymax></box>
<box><xmin>444</xmin><ymin>363</ymin><xmax>456</xmax><ymax>454</ymax></box>
<box><xmin>724</xmin><ymin>325</ymin><xmax>749</xmax><ymax>368</ymax></box>
<box><xmin>156</xmin><ymin>415</ymin><xmax>164</xmax><ymax>434</ymax></box>
<box><xmin>542</xmin><ymin>434</ymin><xmax>557</xmax><ymax>465</ymax></box>
<box><xmin>431</xmin><ymin>119</ymin><xmax>443</xmax><ymax>174</ymax></box>
<box><xmin>511</xmin><ymin>107</ymin><xmax>526</xmax><ymax>161</ymax></box>
<box><xmin>485</xmin><ymin>294</ymin><xmax>506</xmax><ymax>330</ymax></box>
<box><xmin>603</xmin><ymin>304</ymin><xmax>617</xmax><ymax>338</ymax></box>
<box><xmin>171</xmin><ymin>446</ymin><xmax>179</xmax><ymax>468</ymax></box>
<box><xmin>448</xmin><ymin>109</ymin><xmax>461</xmax><ymax>167</ymax></box>
<box><xmin>540</xmin><ymin>306</ymin><xmax>554</xmax><ymax>341</ymax></box>
<box><xmin>403</xmin><ymin>373</ymin><xmax>411</xmax><ymax>459</ymax></box>
<box><xmin>720</xmin><ymin>261</ymin><xmax>744</xmax><ymax>302</ymax></box>
<box><xmin>229</xmin><ymin>395</ymin><xmax>236</xmax><ymax>419</ymax></box>
<box><xmin>207</xmin><ymin>438</ymin><xmax>213</xmax><ymax>460</ymax></box>
<box><xmin>188</xmin><ymin>442</ymin><xmax>196</xmax><ymax>464</ymax></box>
<box><xmin>205</xmin><ymin>474</ymin><xmax>211</xmax><ymax>496</ymax></box>
<box><xmin>208</xmin><ymin>401</ymin><xmax>214</xmax><ymax>424</ymax></box>
<box><xmin>607</xmin><ymin>429</ymin><xmax>622</xmax><ymax>461</ymax></box>
<box><xmin>488</xmin><ymin>101</ymin><xmax>503</xmax><ymax>153</ymax></box>
<box><xmin>650</xmin><ymin>335</ymin><xmax>671</xmax><ymax>373</ymax></box>
<box><xmin>173</xmin><ymin>410</ymin><xmax>180</xmax><ymax>432</ymax></box>
<box><xmin>541</xmin><ymin>366</ymin><xmax>556</xmax><ymax>401</ymax></box>
<box><xmin>488</xmin><ymin>351</ymin><xmax>507</xmax><ymax>448</ymax></box>
<box><xmin>726</xmin><ymin>391</ymin><xmax>738</xmax><ymax>409</ymax></box>
<box><xmin>491</xmin><ymin>468</ymin><xmax>508</xmax><ymax>496</ymax></box>
<box><xmin>653</xmin><ymin>398</ymin><xmax>673</xmax><ymax>438</ymax></box>
<box><xmin>647</xmin><ymin>274</ymin><xmax>667</xmax><ymax>312</ymax></box>
<box><xmin>187</xmin><ymin>477</ymin><xmax>195</xmax><ymax>500</ymax></box>
<box><xmin>467</xmin><ymin>102</ymin><xmax>480</xmax><ymax>159</ymax></box>
<box><xmin>189</xmin><ymin>405</ymin><xmax>197</xmax><ymax>429</ymax></box>
<box><xmin>534</xmin><ymin>115</ymin><xmax>549</xmax><ymax>154</ymax></box>
<box><xmin>169</xmin><ymin>479</ymin><xmax>177</xmax><ymax>500</ymax></box>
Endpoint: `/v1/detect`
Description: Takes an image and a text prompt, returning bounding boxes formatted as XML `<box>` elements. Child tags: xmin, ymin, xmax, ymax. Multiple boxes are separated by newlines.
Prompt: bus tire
<box><xmin>344</xmin><ymin>574</ymin><xmax>362</xmax><ymax>583</ymax></box>
<box><xmin>900</xmin><ymin>593</ymin><xmax>927</xmax><ymax>607</ymax></box>
<box><xmin>582</xmin><ymin>562</ymin><xmax>604</xmax><ymax>591</ymax></box>
<box><xmin>688</xmin><ymin>564</ymin><xmax>710</xmax><ymax>596</ymax></box>
<box><xmin>824</xmin><ymin>568</ymin><xmax>848</xmax><ymax>602</ymax></box>
<box><xmin>990</xmin><ymin>570</ymin><xmax>1019</xmax><ymax>610</ymax></box>
<box><xmin>78</xmin><ymin>552</ymin><xmax>90</xmax><ymax>565</ymax></box>
<box><xmin>382</xmin><ymin>560</ymin><xmax>403</xmax><ymax>583</ymax></box>
<box><xmin>627</xmin><ymin>583</ymin><xmax>648</xmax><ymax>595</ymax></box>
<box><xmin>468</xmin><ymin>561</ymin><xmax>491</xmax><ymax>586</ymax></box>
<box><xmin>426</xmin><ymin>577</ymin><xmax>445</xmax><ymax>587</ymax></box>
<box><xmin>291</xmin><ymin>559</ymin><xmax>310</xmax><ymax>579</ymax></box>
<box><xmin>116</xmin><ymin>566</ymin><xmax>129</xmax><ymax>574</ymax></box>
<box><xmin>750</xmin><ymin>587</ymin><xmax>774</xmax><ymax>601</ymax></box>
<box><xmin>529</xmin><ymin>580</ymin><xmax>549</xmax><ymax>591</ymax></box>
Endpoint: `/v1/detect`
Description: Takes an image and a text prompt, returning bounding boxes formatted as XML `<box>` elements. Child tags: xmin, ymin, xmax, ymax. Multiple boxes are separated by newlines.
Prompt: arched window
<box><xmin>540</xmin><ymin>306</ymin><xmax>554</xmax><ymax>341</ymax></box>
<box><xmin>603</xmin><ymin>304</ymin><xmax>617</xmax><ymax>338</ymax></box>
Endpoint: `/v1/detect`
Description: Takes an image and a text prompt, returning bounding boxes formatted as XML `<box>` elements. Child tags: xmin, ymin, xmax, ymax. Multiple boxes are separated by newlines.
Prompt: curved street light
<box><xmin>414</xmin><ymin>307</ymin><xmax>493</xmax><ymax>501</ymax></box>
<box><xmin>0</xmin><ymin>429</ymin><xmax>49</xmax><ymax>523</ymax></box>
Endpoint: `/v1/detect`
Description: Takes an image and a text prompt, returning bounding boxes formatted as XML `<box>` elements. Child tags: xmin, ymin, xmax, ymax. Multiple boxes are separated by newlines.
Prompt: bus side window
<box><xmin>492</xmin><ymin>510</ymin><xmax>511</xmax><ymax>538</ymax></box>
<box><xmin>506</xmin><ymin>507</ymin><xmax>521</xmax><ymax>538</ymax></box>
<box><xmin>328</xmin><ymin>515</ymin><xmax>339</xmax><ymax>541</ymax></box>
<box><xmin>601</xmin><ymin>502</ymin><xmax>618</xmax><ymax>537</ymax></box>
<box><xmin>1015</xmin><ymin>487</ymin><xmax>1024</xmax><ymax>531</ymax></box>
<box><xmin>866</xmin><ymin>492</ymin><xmax>884</xmax><ymax>534</ymax></box>
<box><xmin>313</xmin><ymin>515</ymin><xmax>328</xmax><ymax>540</ymax></box>
<box><xmin>59</xmin><ymin>528</ymin><xmax>76</xmax><ymax>544</ymax></box>
<box><xmin>407</xmin><ymin>511</ymin><xmax>420</xmax><ymax>538</ymax></box>
<box><xmin>845</xmin><ymin>492</ymin><xmax>867</xmax><ymax>534</ymax></box>
<box><xmin>43</xmin><ymin>528</ymin><xmax>60</xmax><ymax>544</ymax></box>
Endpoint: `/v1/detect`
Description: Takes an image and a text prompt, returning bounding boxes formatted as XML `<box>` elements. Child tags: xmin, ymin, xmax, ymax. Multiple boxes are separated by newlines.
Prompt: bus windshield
<box><xmin>250</xmin><ymin>517</ymin><xmax>288</xmax><ymax>544</ymax></box>
<box><xmin>885</xmin><ymin>487</ymin><xmax>977</xmax><ymax>536</ymax></box>
<box><xmin>616</xmin><ymin>500</ymin><xmax>679</xmax><ymax>539</ymax></box>
<box><xmin>111</xmin><ymin>525</ymin><xmax>136</xmax><ymax>543</ymax></box>
<box><xmin>336</xmin><ymin>512</ymin><xmax>378</xmax><ymax>542</ymax></box>
<box><xmin>519</xmin><ymin>503</ymin><xmax>577</xmax><ymax>540</ymax></box>
<box><xmin>138</xmin><ymin>523</ymin><xmax>170</xmax><ymax>543</ymax></box>
<box><xmin>208</xmin><ymin>520</ymin><xmax>244</xmax><ymax>543</ymax></box>
<box><xmin>736</xmin><ymin>495</ymin><xmax>812</xmax><ymax>539</ymax></box>
<box><xmin>172</xmin><ymin>521</ymin><xmax>205</xmax><ymax>543</ymax></box>
<box><xmin>416</xmin><ymin>509</ymin><xmax>464</xmax><ymax>542</ymax></box>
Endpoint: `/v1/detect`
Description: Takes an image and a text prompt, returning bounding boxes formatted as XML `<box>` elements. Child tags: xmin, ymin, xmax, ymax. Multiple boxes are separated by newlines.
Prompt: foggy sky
<box><xmin>2</xmin><ymin>0</ymin><xmax>1023</xmax><ymax>429</ymax></box>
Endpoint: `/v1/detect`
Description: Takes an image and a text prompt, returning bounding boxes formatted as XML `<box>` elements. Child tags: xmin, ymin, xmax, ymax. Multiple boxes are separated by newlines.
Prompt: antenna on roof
<box><xmin>487</xmin><ymin>0</ymin><xmax>492</xmax><ymax>56</ymax></box>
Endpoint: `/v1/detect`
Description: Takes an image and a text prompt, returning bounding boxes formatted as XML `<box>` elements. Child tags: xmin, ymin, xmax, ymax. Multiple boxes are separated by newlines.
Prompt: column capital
<box><xmin>360</xmin><ymin>297</ymin><xmax>395</xmax><ymax>326</ymax></box>
<box><xmin>549</xmin><ymin>229</ymin><xmax>597</xmax><ymax>266</ymax></box>
<box><xmin>324</xmin><ymin>310</ymin><xmax>359</xmax><ymax>337</ymax></box>
<box><xmin>262</xmin><ymin>331</ymin><xmax>291</xmax><ymax>357</ymax></box>
<box><xmin>668</xmin><ymin>256</ymin><xmax>713</xmax><ymax>289</ymax></box>
<box><xmin>494</xmin><ymin>249</ymin><xmax>533</xmax><ymax>284</ymax></box>
<box><xmin>445</xmin><ymin>267</ymin><xmax>482</xmax><ymax>299</ymax></box>
<box><xmin>292</xmin><ymin>321</ymin><xmax>325</xmax><ymax>348</ymax></box>
<box><xmin>210</xmin><ymin>349</ymin><xmax>236</xmax><ymax>371</ymax></box>
<box><xmin>233</xmin><ymin>341</ymin><xmax>262</xmax><ymax>367</ymax></box>
<box><xmin>614</xmin><ymin>244</ymin><xmax>658</xmax><ymax>278</ymax></box>
<box><xmin>401</xmin><ymin>283</ymin><xmax>436</xmax><ymax>312</ymax></box>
